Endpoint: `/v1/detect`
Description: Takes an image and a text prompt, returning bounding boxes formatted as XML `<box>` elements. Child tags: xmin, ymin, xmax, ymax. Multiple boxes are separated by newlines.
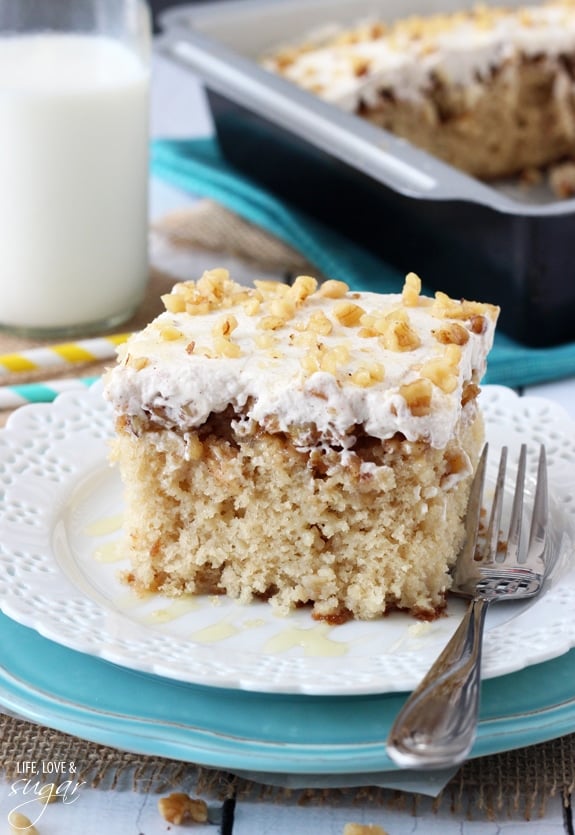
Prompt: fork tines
<box><xmin>464</xmin><ymin>443</ymin><xmax>548</xmax><ymax>570</ymax></box>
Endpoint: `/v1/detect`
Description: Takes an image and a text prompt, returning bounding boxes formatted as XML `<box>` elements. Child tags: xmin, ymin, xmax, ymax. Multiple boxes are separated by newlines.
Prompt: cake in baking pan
<box><xmin>263</xmin><ymin>0</ymin><xmax>575</xmax><ymax>180</ymax></box>
<box><xmin>104</xmin><ymin>270</ymin><xmax>498</xmax><ymax>621</ymax></box>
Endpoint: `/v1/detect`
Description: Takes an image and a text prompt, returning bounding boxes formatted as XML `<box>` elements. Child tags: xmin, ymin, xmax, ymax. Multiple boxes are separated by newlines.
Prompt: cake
<box><xmin>262</xmin><ymin>0</ymin><xmax>575</xmax><ymax>180</ymax></box>
<box><xmin>104</xmin><ymin>270</ymin><xmax>499</xmax><ymax>621</ymax></box>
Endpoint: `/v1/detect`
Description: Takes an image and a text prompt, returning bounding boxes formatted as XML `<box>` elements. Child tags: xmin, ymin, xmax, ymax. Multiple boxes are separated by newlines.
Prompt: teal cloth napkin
<box><xmin>151</xmin><ymin>137</ymin><xmax>575</xmax><ymax>390</ymax></box>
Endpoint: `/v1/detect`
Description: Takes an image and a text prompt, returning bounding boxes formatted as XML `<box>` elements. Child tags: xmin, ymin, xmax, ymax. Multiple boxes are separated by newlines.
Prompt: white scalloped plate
<box><xmin>0</xmin><ymin>383</ymin><xmax>574</xmax><ymax>695</ymax></box>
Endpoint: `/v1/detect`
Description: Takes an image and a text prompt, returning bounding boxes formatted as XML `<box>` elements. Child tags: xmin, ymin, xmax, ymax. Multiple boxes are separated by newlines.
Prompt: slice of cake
<box><xmin>263</xmin><ymin>0</ymin><xmax>575</xmax><ymax>180</ymax></box>
<box><xmin>104</xmin><ymin>270</ymin><xmax>499</xmax><ymax>621</ymax></box>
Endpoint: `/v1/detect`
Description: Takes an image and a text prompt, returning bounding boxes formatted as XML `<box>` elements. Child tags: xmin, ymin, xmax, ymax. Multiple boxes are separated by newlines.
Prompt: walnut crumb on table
<box><xmin>158</xmin><ymin>792</ymin><xmax>209</xmax><ymax>825</ymax></box>
<box><xmin>343</xmin><ymin>824</ymin><xmax>389</xmax><ymax>835</ymax></box>
<box><xmin>7</xmin><ymin>811</ymin><xmax>39</xmax><ymax>835</ymax></box>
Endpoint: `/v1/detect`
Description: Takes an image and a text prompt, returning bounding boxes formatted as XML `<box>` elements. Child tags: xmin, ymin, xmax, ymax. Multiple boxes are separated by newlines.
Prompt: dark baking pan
<box><xmin>158</xmin><ymin>0</ymin><xmax>575</xmax><ymax>347</ymax></box>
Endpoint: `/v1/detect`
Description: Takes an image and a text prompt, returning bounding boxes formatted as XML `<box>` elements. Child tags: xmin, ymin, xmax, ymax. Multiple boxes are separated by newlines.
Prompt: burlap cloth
<box><xmin>1</xmin><ymin>200</ymin><xmax>574</xmax><ymax>820</ymax></box>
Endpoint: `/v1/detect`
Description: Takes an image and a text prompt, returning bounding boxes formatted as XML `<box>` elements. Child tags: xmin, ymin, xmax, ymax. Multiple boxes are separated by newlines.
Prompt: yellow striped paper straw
<box><xmin>0</xmin><ymin>333</ymin><xmax>130</xmax><ymax>376</ymax></box>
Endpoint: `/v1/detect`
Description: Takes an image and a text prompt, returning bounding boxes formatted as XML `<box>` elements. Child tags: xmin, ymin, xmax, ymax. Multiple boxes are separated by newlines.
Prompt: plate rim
<box><xmin>1</xmin><ymin>611</ymin><xmax>575</xmax><ymax>776</ymax></box>
<box><xmin>1</xmin><ymin>382</ymin><xmax>575</xmax><ymax>696</ymax></box>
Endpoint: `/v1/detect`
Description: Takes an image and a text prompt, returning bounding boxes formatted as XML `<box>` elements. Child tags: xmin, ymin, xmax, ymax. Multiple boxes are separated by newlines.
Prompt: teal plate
<box><xmin>1</xmin><ymin>610</ymin><xmax>575</xmax><ymax>782</ymax></box>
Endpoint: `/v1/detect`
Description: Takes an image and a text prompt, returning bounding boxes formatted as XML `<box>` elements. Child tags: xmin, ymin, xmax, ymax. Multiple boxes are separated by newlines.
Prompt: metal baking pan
<box><xmin>158</xmin><ymin>0</ymin><xmax>575</xmax><ymax>346</ymax></box>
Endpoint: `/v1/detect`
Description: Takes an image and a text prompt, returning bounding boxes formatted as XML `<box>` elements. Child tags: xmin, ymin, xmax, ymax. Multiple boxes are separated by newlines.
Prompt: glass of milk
<box><xmin>0</xmin><ymin>0</ymin><xmax>151</xmax><ymax>337</ymax></box>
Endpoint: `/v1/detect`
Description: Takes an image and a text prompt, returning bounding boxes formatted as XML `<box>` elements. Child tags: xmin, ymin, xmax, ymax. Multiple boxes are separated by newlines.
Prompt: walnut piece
<box><xmin>290</xmin><ymin>274</ymin><xmax>318</xmax><ymax>304</ymax></box>
<box><xmin>158</xmin><ymin>792</ymin><xmax>208</xmax><ymax>825</ymax></box>
<box><xmin>8</xmin><ymin>812</ymin><xmax>39</xmax><ymax>835</ymax></box>
<box><xmin>333</xmin><ymin>301</ymin><xmax>365</xmax><ymax>327</ymax></box>
<box><xmin>127</xmin><ymin>355</ymin><xmax>149</xmax><ymax>371</ymax></box>
<box><xmin>378</xmin><ymin>311</ymin><xmax>421</xmax><ymax>352</ymax></box>
<box><xmin>306</xmin><ymin>310</ymin><xmax>333</xmax><ymax>335</ymax></box>
<box><xmin>343</xmin><ymin>824</ymin><xmax>388</xmax><ymax>835</ymax></box>
<box><xmin>350</xmin><ymin>361</ymin><xmax>385</xmax><ymax>387</ymax></box>
<box><xmin>258</xmin><ymin>315</ymin><xmax>287</xmax><ymax>331</ymax></box>
<box><xmin>433</xmin><ymin>322</ymin><xmax>469</xmax><ymax>345</ymax></box>
<box><xmin>402</xmin><ymin>271</ymin><xmax>422</xmax><ymax>306</ymax></box>
<box><xmin>399</xmin><ymin>378</ymin><xmax>433</xmax><ymax>416</ymax></box>
<box><xmin>158</xmin><ymin>325</ymin><xmax>183</xmax><ymax>342</ymax></box>
<box><xmin>317</xmin><ymin>279</ymin><xmax>349</xmax><ymax>298</ymax></box>
<box><xmin>420</xmin><ymin>344</ymin><xmax>461</xmax><ymax>393</ymax></box>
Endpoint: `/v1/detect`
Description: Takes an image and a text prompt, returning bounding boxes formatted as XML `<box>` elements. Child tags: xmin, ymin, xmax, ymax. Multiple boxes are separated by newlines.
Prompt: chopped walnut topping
<box><xmin>420</xmin><ymin>344</ymin><xmax>461</xmax><ymax>393</ymax></box>
<box><xmin>255</xmin><ymin>333</ymin><xmax>278</xmax><ymax>350</ymax></box>
<box><xmin>306</xmin><ymin>310</ymin><xmax>333</xmax><ymax>335</ymax></box>
<box><xmin>333</xmin><ymin>301</ymin><xmax>365</xmax><ymax>327</ymax></box>
<box><xmin>321</xmin><ymin>344</ymin><xmax>350</xmax><ymax>373</ymax></box>
<box><xmin>350</xmin><ymin>361</ymin><xmax>385</xmax><ymax>387</ymax></box>
<box><xmin>301</xmin><ymin>353</ymin><xmax>321</xmax><ymax>375</ymax></box>
<box><xmin>292</xmin><ymin>330</ymin><xmax>321</xmax><ymax>349</ymax></box>
<box><xmin>243</xmin><ymin>297</ymin><xmax>261</xmax><ymax>316</ymax></box>
<box><xmin>402</xmin><ymin>271</ymin><xmax>422</xmax><ymax>306</ymax></box>
<box><xmin>377</xmin><ymin>310</ymin><xmax>421</xmax><ymax>351</ymax></box>
<box><xmin>432</xmin><ymin>291</ymin><xmax>498</xmax><ymax>322</ymax></box>
<box><xmin>400</xmin><ymin>378</ymin><xmax>433</xmax><ymax>416</ymax></box>
<box><xmin>197</xmin><ymin>268</ymin><xmax>230</xmax><ymax>300</ymax></box>
<box><xmin>433</xmin><ymin>322</ymin><xmax>470</xmax><ymax>345</ymax></box>
<box><xmin>211</xmin><ymin>315</ymin><xmax>242</xmax><ymax>357</ymax></box>
<box><xmin>270</xmin><ymin>297</ymin><xmax>296</xmax><ymax>320</ymax></box>
<box><xmin>158</xmin><ymin>792</ymin><xmax>209</xmax><ymax>825</ymax></box>
<box><xmin>462</xmin><ymin>381</ymin><xmax>481</xmax><ymax>406</ymax></box>
<box><xmin>161</xmin><ymin>292</ymin><xmax>186</xmax><ymax>314</ymax></box>
<box><xmin>128</xmin><ymin>355</ymin><xmax>149</xmax><ymax>371</ymax></box>
<box><xmin>290</xmin><ymin>274</ymin><xmax>318</xmax><ymax>304</ymax></box>
<box><xmin>213</xmin><ymin>314</ymin><xmax>238</xmax><ymax>339</ymax></box>
<box><xmin>258</xmin><ymin>315</ymin><xmax>287</xmax><ymax>331</ymax></box>
<box><xmin>272</xmin><ymin>47</ymin><xmax>299</xmax><ymax>69</ymax></box>
<box><xmin>351</xmin><ymin>54</ymin><xmax>370</xmax><ymax>76</ymax></box>
<box><xmin>162</xmin><ymin>269</ymin><xmax>264</xmax><ymax>317</ymax></box>
<box><xmin>317</xmin><ymin>279</ymin><xmax>349</xmax><ymax>298</ymax></box>
<box><xmin>213</xmin><ymin>335</ymin><xmax>242</xmax><ymax>358</ymax></box>
<box><xmin>254</xmin><ymin>279</ymin><xmax>290</xmax><ymax>298</ymax></box>
<box><xmin>159</xmin><ymin>324</ymin><xmax>183</xmax><ymax>341</ymax></box>
<box><xmin>469</xmin><ymin>314</ymin><xmax>487</xmax><ymax>335</ymax></box>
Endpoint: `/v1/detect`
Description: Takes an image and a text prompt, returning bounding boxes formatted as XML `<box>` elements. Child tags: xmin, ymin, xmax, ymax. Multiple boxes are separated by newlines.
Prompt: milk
<box><xmin>0</xmin><ymin>34</ymin><xmax>149</xmax><ymax>334</ymax></box>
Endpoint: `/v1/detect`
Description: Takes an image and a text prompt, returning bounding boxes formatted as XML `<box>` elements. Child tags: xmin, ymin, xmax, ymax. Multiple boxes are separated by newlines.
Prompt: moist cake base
<box><xmin>112</xmin><ymin>406</ymin><xmax>484</xmax><ymax>622</ymax></box>
<box><xmin>360</xmin><ymin>56</ymin><xmax>575</xmax><ymax>180</ymax></box>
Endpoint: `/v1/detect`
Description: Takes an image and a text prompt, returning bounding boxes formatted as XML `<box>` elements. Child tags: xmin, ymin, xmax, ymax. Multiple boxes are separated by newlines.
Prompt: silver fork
<box><xmin>386</xmin><ymin>443</ymin><xmax>548</xmax><ymax>769</ymax></box>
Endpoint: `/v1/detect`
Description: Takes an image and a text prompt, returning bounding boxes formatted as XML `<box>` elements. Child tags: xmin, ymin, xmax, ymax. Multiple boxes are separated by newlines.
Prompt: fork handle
<box><xmin>386</xmin><ymin>598</ymin><xmax>489</xmax><ymax>769</ymax></box>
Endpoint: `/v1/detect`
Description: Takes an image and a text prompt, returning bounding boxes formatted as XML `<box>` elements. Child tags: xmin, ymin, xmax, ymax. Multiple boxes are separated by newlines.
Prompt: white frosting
<box><xmin>104</xmin><ymin>279</ymin><xmax>498</xmax><ymax>451</ymax></box>
<box><xmin>263</xmin><ymin>2</ymin><xmax>575</xmax><ymax>108</ymax></box>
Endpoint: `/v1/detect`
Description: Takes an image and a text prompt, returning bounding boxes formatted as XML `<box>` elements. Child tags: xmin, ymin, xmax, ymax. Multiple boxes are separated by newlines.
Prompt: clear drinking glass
<box><xmin>0</xmin><ymin>0</ymin><xmax>151</xmax><ymax>337</ymax></box>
